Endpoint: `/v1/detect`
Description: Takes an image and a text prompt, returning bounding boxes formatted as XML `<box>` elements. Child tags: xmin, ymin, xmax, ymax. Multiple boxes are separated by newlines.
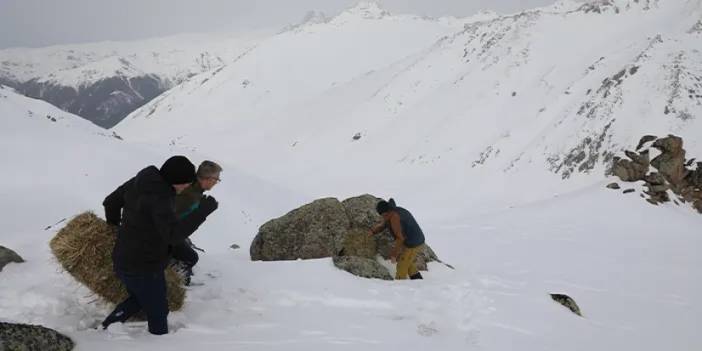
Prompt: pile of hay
<box><xmin>49</xmin><ymin>212</ymin><xmax>185</xmax><ymax>311</ymax></box>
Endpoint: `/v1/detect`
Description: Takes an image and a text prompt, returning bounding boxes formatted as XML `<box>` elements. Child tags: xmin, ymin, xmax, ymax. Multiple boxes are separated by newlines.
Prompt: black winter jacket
<box><xmin>103</xmin><ymin>166</ymin><xmax>208</xmax><ymax>273</ymax></box>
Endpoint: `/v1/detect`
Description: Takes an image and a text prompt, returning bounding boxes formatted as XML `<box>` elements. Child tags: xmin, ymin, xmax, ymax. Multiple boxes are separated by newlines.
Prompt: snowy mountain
<box><xmin>116</xmin><ymin>0</ymin><xmax>702</xmax><ymax>202</ymax></box>
<box><xmin>0</xmin><ymin>32</ymin><xmax>267</xmax><ymax>128</ymax></box>
<box><xmin>1</xmin><ymin>57</ymin><xmax>701</xmax><ymax>350</ymax></box>
<box><xmin>1</xmin><ymin>1</ymin><xmax>701</xmax><ymax>350</ymax></box>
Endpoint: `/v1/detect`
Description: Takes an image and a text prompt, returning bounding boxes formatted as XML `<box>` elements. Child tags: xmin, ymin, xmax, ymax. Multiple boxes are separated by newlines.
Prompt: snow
<box><xmin>1</xmin><ymin>1</ymin><xmax>702</xmax><ymax>350</ymax></box>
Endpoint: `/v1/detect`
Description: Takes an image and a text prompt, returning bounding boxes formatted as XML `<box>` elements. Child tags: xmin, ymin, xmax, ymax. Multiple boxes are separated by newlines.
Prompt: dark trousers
<box><xmin>102</xmin><ymin>270</ymin><xmax>169</xmax><ymax>335</ymax></box>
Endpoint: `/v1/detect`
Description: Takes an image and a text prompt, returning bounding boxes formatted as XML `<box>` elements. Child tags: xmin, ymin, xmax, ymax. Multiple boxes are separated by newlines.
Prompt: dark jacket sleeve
<box><xmin>103</xmin><ymin>177</ymin><xmax>135</xmax><ymax>226</ymax></box>
<box><xmin>152</xmin><ymin>196</ymin><xmax>209</xmax><ymax>245</ymax></box>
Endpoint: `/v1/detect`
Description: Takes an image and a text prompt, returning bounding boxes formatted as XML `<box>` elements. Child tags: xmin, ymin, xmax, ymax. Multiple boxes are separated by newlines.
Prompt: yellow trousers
<box><xmin>396</xmin><ymin>245</ymin><xmax>423</xmax><ymax>280</ymax></box>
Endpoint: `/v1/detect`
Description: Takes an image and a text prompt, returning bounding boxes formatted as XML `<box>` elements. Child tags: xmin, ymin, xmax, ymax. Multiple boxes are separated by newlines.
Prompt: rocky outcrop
<box><xmin>251</xmin><ymin>194</ymin><xmax>438</xmax><ymax>279</ymax></box>
<box><xmin>610</xmin><ymin>135</ymin><xmax>702</xmax><ymax>212</ymax></box>
<box><xmin>0</xmin><ymin>322</ymin><xmax>74</xmax><ymax>351</ymax></box>
<box><xmin>650</xmin><ymin>136</ymin><xmax>686</xmax><ymax>185</ymax></box>
<box><xmin>612</xmin><ymin>150</ymin><xmax>649</xmax><ymax>181</ymax></box>
<box><xmin>0</xmin><ymin>245</ymin><xmax>24</xmax><ymax>272</ymax></box>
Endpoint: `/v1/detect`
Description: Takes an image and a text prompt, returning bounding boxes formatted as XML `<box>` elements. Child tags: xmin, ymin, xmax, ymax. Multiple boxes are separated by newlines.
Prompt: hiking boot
<box><xmin>409</xmin><ymin>272</ymin><xmax>423</xmax><ymax>280</ymax></box>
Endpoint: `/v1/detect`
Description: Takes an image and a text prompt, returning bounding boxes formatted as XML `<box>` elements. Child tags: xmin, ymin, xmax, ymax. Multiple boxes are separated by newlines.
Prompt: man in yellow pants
<box><xmin>369</xmin><ymin>198</ymin><xmax>425</xmax><ymax>280</ymax></box>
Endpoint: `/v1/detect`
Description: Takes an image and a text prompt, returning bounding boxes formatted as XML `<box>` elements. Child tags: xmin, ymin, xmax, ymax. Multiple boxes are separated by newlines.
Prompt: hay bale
<box><xmin>49</xmin><ymin>212</ymin><xmax>185</xmax><ymax>311</ymax></box>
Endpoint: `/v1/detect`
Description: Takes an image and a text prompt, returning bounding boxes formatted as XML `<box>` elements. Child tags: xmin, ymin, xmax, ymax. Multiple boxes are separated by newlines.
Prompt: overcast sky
<box><xmin>0</xmin><ymin>0</ymin><xmax>557</xmax><ymax>49</ymax></box>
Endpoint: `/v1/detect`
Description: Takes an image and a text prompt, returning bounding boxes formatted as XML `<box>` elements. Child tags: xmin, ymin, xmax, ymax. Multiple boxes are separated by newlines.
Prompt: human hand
<box><xmin>199</xmin><ymin>195</ymin><xmax>219</xmax><ymax>216</ymax></box>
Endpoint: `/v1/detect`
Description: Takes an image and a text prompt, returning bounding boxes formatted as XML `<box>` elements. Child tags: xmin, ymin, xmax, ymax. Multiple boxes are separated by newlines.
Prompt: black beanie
<box><xmin>159</xmin><ymin>156</ymin><xmax>196</xmax><ymax>185</ymax></box>
<box><xmin>376</xmin><ymin>198</ymin><xmax>396</xmax><ymax>214</ymax></box>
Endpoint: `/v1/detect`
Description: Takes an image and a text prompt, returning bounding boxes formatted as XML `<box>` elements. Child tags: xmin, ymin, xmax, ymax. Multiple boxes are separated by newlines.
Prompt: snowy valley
<box><xmin>1</xmin><ymin>1</ymin><xmax>701</xmax><ymax>350</ymax></box>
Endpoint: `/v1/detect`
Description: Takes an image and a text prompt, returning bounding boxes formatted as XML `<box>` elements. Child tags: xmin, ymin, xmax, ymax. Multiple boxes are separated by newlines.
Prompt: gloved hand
<box><xmin>199</xmin><ymin>195</ymin><xmax>218</xmax><ymax>216</ymax></box>
<box><xmin>104</xmin><ymin>206</ymin><xmax>121</xmax><ymax>227</ymax></box>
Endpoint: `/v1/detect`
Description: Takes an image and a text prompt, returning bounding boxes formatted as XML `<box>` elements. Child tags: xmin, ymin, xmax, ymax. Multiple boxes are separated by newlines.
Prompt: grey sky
<box><xmin>0</xmin><ymin>0</ymin><xmax>557</xmax><ymax>49</ymax></box>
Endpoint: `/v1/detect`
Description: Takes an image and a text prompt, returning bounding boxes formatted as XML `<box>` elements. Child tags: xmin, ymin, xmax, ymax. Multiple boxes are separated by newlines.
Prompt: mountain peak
<box><xmin>281</xmin><ymin>10</ymin><xmax>330</xmax><ymax>32</ymax></box>
<box><xmin>342</xmin><ymin>1</ymin><xmax>391</xmax><ymax>19</ymax></box>
<box><xmin>300</xmin><ymin>10</ymin><xmax>329</xmax><ymax>24</ymax></box>
<box><xmin>573</xmin><ymin>0</ymin><xmax>662</xmax><ymax>14</ymax></box>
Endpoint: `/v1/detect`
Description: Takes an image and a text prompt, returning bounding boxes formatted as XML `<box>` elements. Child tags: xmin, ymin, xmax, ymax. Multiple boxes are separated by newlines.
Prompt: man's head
<box><xmin>160</xmin><ymin>155</ymin><xmax>196</xmax><ymax>194</ymax></box>
<box><xmin>196</xmin><ymin>160</ymin><xmax>223</xmax><ymax>191</ymax></box>
<box><xmin>376</xmin><ymin>198</ymin><xmax>395</xmax><ymax>219</ymax></box>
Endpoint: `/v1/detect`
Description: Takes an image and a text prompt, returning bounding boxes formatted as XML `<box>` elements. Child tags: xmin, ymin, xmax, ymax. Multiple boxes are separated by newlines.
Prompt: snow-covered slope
<box><xmin>1</xmin><ymin>74</ymin><xmax>701</xmax><ymax>350</ymax></box>
<box><xmin>116</xmin><ymin>2</ymin><xmax>466</xmax><ymax>127</ymax></box>
<box><xmin>0</xmin><ymin>84</ymin><xmax>115</xmax><ymax>137</ymax></box>
<box><xmin>1</xmin><ymin>1</ymin><xmax>701</xmax><ymax>350</ymax></box>
<box><xmin>0</xmin><ymin>83</ymin><xmax>301</xmax><ymax>235</ymax></box>
<box><xmin>116</xmin><ymin>0</ymin><xmax>702</xmax><ymax>205</ymax></box>
<box><xmin>0</xmin><ymin>31</ymin><xmax>267</xmax><ymax>127</ymax></box>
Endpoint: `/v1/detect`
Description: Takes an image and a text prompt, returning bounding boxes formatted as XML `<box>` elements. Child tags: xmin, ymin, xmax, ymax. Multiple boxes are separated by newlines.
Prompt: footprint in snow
<box><xmin>417</xmin><ymin>322</ymin><xmax>439</xmax><ymax>337</ymax></box>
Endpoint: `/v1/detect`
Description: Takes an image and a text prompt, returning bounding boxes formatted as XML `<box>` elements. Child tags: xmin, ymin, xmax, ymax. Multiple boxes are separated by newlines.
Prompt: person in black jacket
<box><xmin>100</xmin><ymin>156</ymin><xmax>218</xmax><ymax>335</ymax></box>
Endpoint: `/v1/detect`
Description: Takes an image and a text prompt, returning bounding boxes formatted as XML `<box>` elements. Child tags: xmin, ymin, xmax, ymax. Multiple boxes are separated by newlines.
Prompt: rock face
<box><xmin>0</xmin><ymin>322</ymin><xmax>75</xmax><ymax>351</ymax></box>
<box><xmin>0</xmin><ymin>245</ymin><xmax>24</xmax><ymax>272</ymax></box>
<box><xmin>611</xmin><ymin>135</ymin><xmax>702</xmax><ymax>213</ymax></box>
<box><xmin>250</xmin><ymin>194</ymin><xmax>438</xmax><ymax>279</ymax></box>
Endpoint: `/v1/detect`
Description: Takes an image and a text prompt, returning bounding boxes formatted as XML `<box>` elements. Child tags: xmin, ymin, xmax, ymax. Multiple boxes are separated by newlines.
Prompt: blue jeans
<box><xmin>102</xmin><ymin>270</ymin><xmax>169</xmax><ymax>335</ymax></box>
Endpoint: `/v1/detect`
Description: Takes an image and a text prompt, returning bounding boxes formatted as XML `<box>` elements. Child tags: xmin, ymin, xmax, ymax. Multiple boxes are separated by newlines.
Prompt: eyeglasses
<box><xmin>209</xmin><ymin>177</ymin><xmax>221</xmax><ymax>183</ymax></box>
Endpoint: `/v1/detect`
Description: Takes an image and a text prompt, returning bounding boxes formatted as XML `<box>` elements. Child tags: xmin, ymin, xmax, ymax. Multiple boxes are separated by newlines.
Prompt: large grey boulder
<box><xmin>250</xmin><ymin>198</ymin><xmax>350</xmax><ymax>261</ymax></box>
<box><xmin>0</xmin><ymin>322</ymin><xmax>74</xmax><ymax>351</ymax></box>
<box><xmin>0</xmin><ymin>246</ymin><xmax>24</xmax><ymax>272</ymax></box>
<box><xmin>332</xmin><ymin>256</ymin><xmax>392</xmax><ymax>280</ymax></box>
